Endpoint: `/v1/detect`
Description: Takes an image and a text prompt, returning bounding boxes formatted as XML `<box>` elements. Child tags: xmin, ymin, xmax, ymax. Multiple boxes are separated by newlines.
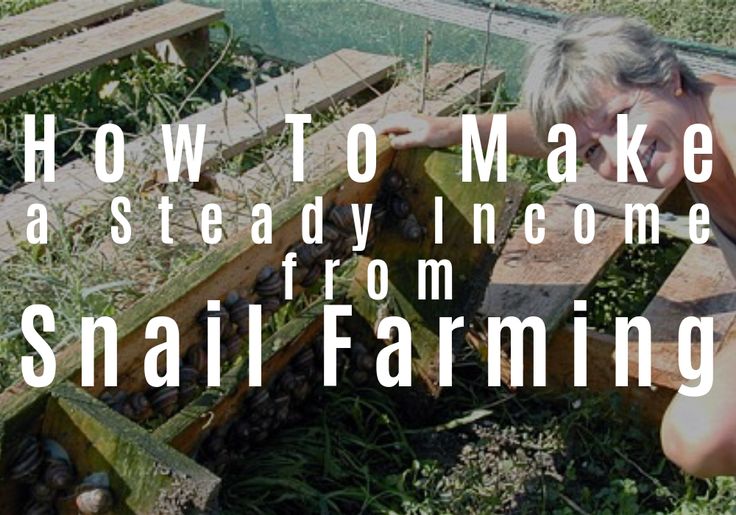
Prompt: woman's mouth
<box><xmin>640</xmin><ymin>140</ymin><xmax>657</xmax><ymax>173</ymax></box>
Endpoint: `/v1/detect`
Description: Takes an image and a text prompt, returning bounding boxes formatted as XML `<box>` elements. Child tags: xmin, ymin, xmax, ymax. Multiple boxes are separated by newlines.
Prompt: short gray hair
<box><xmin>522</xmin><ymin>15</ymin><xmax>701</xmax><ymax>146</ymax></box>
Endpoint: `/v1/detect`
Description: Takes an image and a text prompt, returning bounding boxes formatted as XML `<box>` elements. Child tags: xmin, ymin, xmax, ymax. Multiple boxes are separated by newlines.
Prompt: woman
<box><xmin>375</xmin><ymin>15</ymin><xmax>736</xmax><ymax>478</ymax></box>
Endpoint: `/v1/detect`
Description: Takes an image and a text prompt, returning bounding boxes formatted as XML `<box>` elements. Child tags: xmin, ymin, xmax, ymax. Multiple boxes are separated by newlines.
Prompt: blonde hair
<box><xmin>522</xmin><ymin>15</ymin><xmax>701</xmax><ymax>146</ymax></box>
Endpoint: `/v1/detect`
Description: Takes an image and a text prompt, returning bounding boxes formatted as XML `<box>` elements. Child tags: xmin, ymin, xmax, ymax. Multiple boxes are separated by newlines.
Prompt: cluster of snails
<box><xmin>197</xmin><ymin>326</ymin><xmax>380</xmax><ymax>473</ymax></box>
<box><xmin>8</xmin><ymin>436</ymin><xmax>114</xmax><ymax>515</ymax></box>
<box><xmin>96</xmin><ymin>169</ymin><xmax>420</xmax><ymax>427</ymax></box>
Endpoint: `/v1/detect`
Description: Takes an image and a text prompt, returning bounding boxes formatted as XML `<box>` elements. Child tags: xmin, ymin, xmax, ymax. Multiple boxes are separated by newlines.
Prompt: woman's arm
<box><xmin>373</xmin><ymin>109</ymin><xmax>547</xmax><ymax>159</ymax></box>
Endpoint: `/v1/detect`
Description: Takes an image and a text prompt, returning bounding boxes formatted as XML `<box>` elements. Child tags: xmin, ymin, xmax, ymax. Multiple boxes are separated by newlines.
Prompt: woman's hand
<box><xmin>373</xmin><ymin>112</ymin><xmax>461</xmax><ymax>150</ymax></box>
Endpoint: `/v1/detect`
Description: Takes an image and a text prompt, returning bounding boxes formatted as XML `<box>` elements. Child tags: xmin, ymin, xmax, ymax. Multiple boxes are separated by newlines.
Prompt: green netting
<box><xmin>194</xmin><ymin>0</ymin><xmax>529</xmax><ymax>93</ymax></box>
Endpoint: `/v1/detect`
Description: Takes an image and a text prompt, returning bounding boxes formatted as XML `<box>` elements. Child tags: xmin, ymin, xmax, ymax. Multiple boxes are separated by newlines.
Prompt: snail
<box><xmin>75</xmin><ymin>473</ymin><xmax>114</xmax><ymax>515</ymax></box>
<box><xmin>382</xmin><ymin>169</ymin><xmax>405</xmax><ymax>192</ymax></box>
<box><xmin>293</xmin><ymin>348</ymin><xmax>315</xmax><ymax>375</ymax></box>
<box><xmin>273</xmin><ymin>394</ymin><xmax>291</xmax><ymax>425</ymax></box>
<box><xmin>150</xmin><ymin>386</ymin><xmax>179</xmax><ymax>418</ymax></box>
<box><xmin>22</xmin><ymin>500</ymin><xmax>54</xmax><ymax>515</ymax></box>
<box><xmin>277</xmin><ymin>369</ymin><xmax>297</xmax><ymax>393</ymax></box>
<box><xmin>126</xmin><ymin>392</ymin><xmax>152</xmax><ymax>422</ymax></box>
<box><xmin>399</xmin><ymin>214</ymin><xmax>424</xmax><ymax>241</ymax></box>
<box><xmin>389</xmin><ymin>195</ymin><xmax>411</xmax><ymax>219</ymax></box>
<box><xmin>229</xmin><ymin>298</ymin><xmax>251</xmax><ymax>331</ymax></box>
<box><xmin>44</xmin><ymin>457</ymin><xmax>74</xmax><ymax>490</ymax></box>
<box><xmin>224</xmin><ymin>335</ymin><xmax>243</xmax><ymax>361</ymax></box>
<box><xmin>76</xmin><ymin>488</ymin><xmax>114</xmax><ymax>515</ymax></box>
<box><xmin>300</xmin><ymin>265</ymin><xmax>321</xmax><ymax>288</ymax></box>
<box><xmin>185</xmin><ymin>343</ymin><xmax>208</xmax><ymax>374</ymax></box>
<box><xmin>31</xmin><ymin>482</ymin><xmax>55</xmax><ymax>503</ymax></box>
<box><xmin>371</xmin><ymin>202</ymin><xmax>388</xmax><ymax>226</ymax></box>
<box><xmin>223</xmin><ymin>290</ymin><xmax>241</xmax><ymax>309</ymax></box>
<box><xmin>255</xmin><ymin>269</ymin><xmax>284</xmax><ymax>298</ymax></box>
<box><xmin>322</xmin><ymin>222</ymin><xmax>342</xmax><ymax>242</ymax></box>
<box><xmin>259</xmin><ymin>295</ymin><xmax>282</xmax><ymax>317</ymax></box>
<box><xmin>10</xmin><ymin>436</ymin><xmax>45</xmax><ymax>483</ymax></box>
<box><xmin>328</xmin><ymin>205</ymin><xmax>354</xmax><ymax>232</ymax></box>
<box><xmin>294</xmin><ymin>243</ymin><xmax>321</xmax><ymax>268</ymax></box>
<box><xmin>99</xmin><ymin>388</ymin><xmax>128</xmax><ymax>413</ymax></box>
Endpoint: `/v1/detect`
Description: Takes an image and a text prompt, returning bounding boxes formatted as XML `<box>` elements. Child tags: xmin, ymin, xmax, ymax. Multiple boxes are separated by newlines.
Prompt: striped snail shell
<box><xmin>300</xmin><ymin>265</ymin><xmax>321</xmax><ymax>288</ymax></box>
<box><xmin>277</xmin><ymin>370</ymin><xmax>297</xmax><ymax>393</ymax></box>
<box><xmin>259</xmin><ymin>295</ymin><xmax>282</xmax><ymax>317</ymax></box>
<box><xmin>248</xmin><ymin>389</ymin><xmax>271</xmax><ymax>412</ymax></box>
<box><xmin>382</xmin><ymin>169</ymin><xmax>405</xmax><ymax>192</ymax></box>
<box><xmin>30</xmin><ymin>482</ymin><xmax>55</xmax><ymax>503</ymax></box>
<box><xmin>99</xmin><ymin>388</ymin><xmax>128</xmax><ymax>413</ymax></box>
<box><xmin>229</xmin><ymin>298</ymin><xmax>250</xmax><ymax>330</ymax></box>
<box><xmin>223</xmin><ymin>335</ymin><xmax>242</xmax><ymax>360</ymax></box>
<box><xmin>223</xmin><ymin>290</ymin><xmax>241</xmax><ymax>309</ymax></box>
<box><xmin>389</xmin><ymin>195</ymin><xmax>411</xmax><ymax>219</ymax></box>
<box><xmin>255</xmin><ymin>271</ymin><xmax>284</xmax><ymax>298</ymax></box>
<box><xmin>256</xmin><ymin>265</ymin><xmax>276</xmax><ymax>284</ymax></box>
<box><xmin>150</xmin><ymin>386</ymin><xmax>179</xmax><ymax>418</ymax></box>
<box><xmin>322</xmin><ymin>222</ymin><xmax>342</xmax><ymax>242</ymax></box>
<box><xmin>10</xmin><ymin>436</ymin><xmax>44</xmax><ymax>483</ymax></box>
<box><xmin>180</xmin><ymin>365</ymin><xmax>200</xmax><ymax>385</ymax></box>
<box><xmin>75</xmin><ymin>487</ymin><xmax>114</xmax><ymax>515</ymax></box>
<box><xmin>291</xmin><ymin>373</ymin><xmax>311</xmax><ymax>402</ymax></box>
<box><xmin>178</xmin><ymin>382</ymin><xmax>200</xmax><ymax>406</ymax></box>
<box><xmin>295</xmin><ymin>243</ymin><xmax>320</xmax><ymax>268</ymax></box>
<box><xmin>22</xmin><ymin>500</ymin><xmax>54</xmax><ymax>515</ymax></box>
<box><xmin>127</xmin><ymin>392</ymin><xmax>152</xmax><ymax>422</ymax></box>
<box><xmin>371</xmin><ymin>202</ymin><xmax>388</xmax><ymax>226</ymax></box>
<box><xmin>44</xmin><ymin>457</ymin><xmax>74</xmax><ymax>490</ymax></box>
<box><xmin>273</xmin><ymin>394</ymin><xmax>291</xmax><ymax>424</ymax></box>
<box><xmin>399</xmin><ymin>214</ymin><xmax>424</xmax><ymax>241</ymax></box>
<box><xmin>328</xmin><ymin>205</ymin><xmax>354</xmax><ymax>231</ymax></box>
<box><xmin>185</xmin><ymin>343</ymin><xmax>207</xmax><ymax>374</ymax></box>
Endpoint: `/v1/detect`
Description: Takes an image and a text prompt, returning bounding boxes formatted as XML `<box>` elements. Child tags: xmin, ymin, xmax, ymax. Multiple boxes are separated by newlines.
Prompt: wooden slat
<box><xmin>0</xmin><ymin>1</ymin><xmax>223</xmax><ymax>101</ymax></box>
<box><xmin>210</xmin><ymin>65</ymin><xmax>504</xmax><ymax>204</ymax></box>
<box><xmin>0</xmin><ymin>49</ymin><xmax>401</xmax><ymax>262</ymax></box>
<box><xmin>480</xmin><ymin>171</ymin><xmax>673</xmax><ymax>333</ymax></box>
<box><xmin>628</xmin><ymin>244</ymin><xmax>736</xmax><ymax>390</ymax></box>
<box><xmin>0</xmin><ymin>0</ymin><xmax>146</xmax><ymax>54</ymax></box>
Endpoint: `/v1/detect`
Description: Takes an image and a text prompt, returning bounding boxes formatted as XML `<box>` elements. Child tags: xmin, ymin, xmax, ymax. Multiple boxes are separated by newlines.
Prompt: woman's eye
<box><xmin>584</xmin><ymin>143</ymin><xmax>600</xmax><ymax>161</ymax></box>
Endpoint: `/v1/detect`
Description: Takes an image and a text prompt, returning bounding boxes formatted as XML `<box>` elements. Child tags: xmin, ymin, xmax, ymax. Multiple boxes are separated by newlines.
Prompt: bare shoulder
<box><xmin>702</xmin><ymin>74</ymin><xmax>736</xmax><ymax>160</ymax></box>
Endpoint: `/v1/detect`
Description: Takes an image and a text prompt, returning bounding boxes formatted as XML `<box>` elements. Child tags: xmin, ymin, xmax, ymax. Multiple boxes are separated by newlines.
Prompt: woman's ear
<box><xmin>672</xmin><ymin>69</ymin><xmax>683</xmax><ymax>97</ymax></box>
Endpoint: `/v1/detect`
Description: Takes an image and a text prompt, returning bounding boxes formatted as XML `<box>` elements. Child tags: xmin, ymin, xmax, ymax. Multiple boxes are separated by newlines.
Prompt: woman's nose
<box><xmin>596</xmin><ymin>134</ymin><xmax>618</xmax><ymax>180</ymax></box>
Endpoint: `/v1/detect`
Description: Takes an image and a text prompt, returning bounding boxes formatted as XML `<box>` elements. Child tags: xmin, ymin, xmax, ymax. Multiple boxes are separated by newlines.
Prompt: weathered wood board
<box><xmin>0</xmin><ymin>0</ymin><xmax>146</xmax><ymax>55</ymax></box>
<box><xmin>0</xmin><ymin>2</ymin><xmax>223</xmax><ymax>102</ymax></box>
<box><xmin>0</xmin><ymin>49</ymin><xmax>400</xmax><ymax>263</ymax></box>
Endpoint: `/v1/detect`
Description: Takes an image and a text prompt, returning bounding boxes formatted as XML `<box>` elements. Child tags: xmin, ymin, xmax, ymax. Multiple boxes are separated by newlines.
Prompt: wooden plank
<box><xmin>0</xmin><ymin>0</ymin><xmax>146</xmax><ymax>55</ymax></box>
<box><xmin>0</xmin><ymin>49</ymin><xmax>401</xmax><ymax>263</ymax></box>
<box><xmin>154</xmin><ymin>302</ymin><xmax>325</xmax><ymax>454</ymax></box>
<box><xmin>45</xmin><ymin>381</ymin><xmax>220</xmax><ymax>514</ymax></box>
<box><xmin>0</xmin><ymin>1</ymin><xmax>223</xmax><ymax>101</ymax></box>
<box><xmin>628</xmin><ymin>244</ymin><xmax>736</xmax><ymax>390</ymax></box>
<box><xmin>480</xmin><ymin>172</ymin><xmax>674</xmax><ymax>334</ymax></box>
<box><xmin>209</xmin><ymin>65</ymin><xmax>505</xmax><ymax>203</ymax></box>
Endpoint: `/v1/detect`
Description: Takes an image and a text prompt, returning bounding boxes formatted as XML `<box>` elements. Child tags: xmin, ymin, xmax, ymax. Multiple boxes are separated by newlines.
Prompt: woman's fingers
<box><xmin>373</xmin><ymin>112</ymin><xmax>416</xmax><ymax>136</ymax></box>
<box><xmin>389</xmin><ymin>133</ymin><xmax>423</xmax><ymax>150</ymax></box>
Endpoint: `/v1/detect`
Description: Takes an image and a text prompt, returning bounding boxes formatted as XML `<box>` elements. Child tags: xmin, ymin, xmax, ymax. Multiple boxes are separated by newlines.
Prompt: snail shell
<box><xmin>229</xmin><ymin>298</ymin><xmax>251</xmax><ymax>329</ymax></box>
<box><xmin>328</xmin><ymin>205</ymin><xmax>354</xmax><ymax>231</ymax></box>
<box><xmin>291</xmin><ymin>373</ymin><xmax>311</xmax><ymax>402</ymax></box>
<box><xmin>178</xmin><ymin>382</ymin><xmax>200</xmax><ymax>406</ymax></box>
<box><xmin>185</xmin><ymin>343</ymin><xmax>208</xmax><ymax>374</ymax></box>
<box><xmin>228</xmin><ymin>419</ymin><xmax>251</xmax><ymax>447</ymax></box>
<box><xmin>277</xmin><ymin>370</ymin><xmax>297</xmax><ymax>393</ymax></box>
<box><xmin>256</xmin><ymin>265</ymin><xmax>276</xmax><ymax>284</ymax></box>
<box><xmin>248</xmin><ymin>389</ymin><xmax>271</xmax><ymax>412</ymax></box>
<box><xmin>389</xmin><ymin>195</ymin><xmax>411</xmax><ymax>219</ymax></box>
<box><xmin>76</xmin><ymin>487</ymin><xmax>114</xmax><ymax>515</ymax></box>
<box><xmin>223</xmin><ymin>290</ymin><xmax>241</xmax><ymax>309</ymax></box>
<box><xmin>255</xmin><ymin>272</ymin><xmax>284</xmax><ymax>298</ymax></box>
<box><xmin>300</xmin><ymin>265</ymin><xmax>321</xmax><ymax>288</ymax></box>
<box><xmin>259</xmin><ymin>295</ymin><xmax>281</xmax><ymax>317</ymax></box>
<box><xmin>150</xmin><ymin>386</ymin><xmax>179</xmax><ymax>418</ymax></box>
<box><xmin>180</xmin><ymin>366</ymin><xmax>200</xmax><ymax>385</ymax></box>
<box><xmin>31</xmin><ymin>482</ymin><xmax>55</xmax><ymax>502</ymax></box>
<box><xmin>22</xmin><ymin>500</ymin><xmax>54</xmax><ymax>515</ymax></box>
<box><xmin>382</xmin><ymin>170</ymin><xmax>405</xmax><ymax>192</ymax></box>
<box><xmin>273</xmin><ymin>394</ymin><xmax>291</xmax><ymax>424</ymax></box>
<box><xmin>44</xmin><ymin>458</ymin><xmax>74</xmax><ymax>490</ymax></box>
<box><xmin>399</xmin><ymin>214</ymin><xmax>424</xmax><ymax>241</ymax></box>
<box><xmin>10</xmin><ymin>436</ymin><xmax>44</xmax><ymax>483</ymax></box>
<box><xmin>322</xmin><ymin>223</ymin><xmax>342</xmax><ymax>242</ymax></box>
<box><xmin>223</xmin><ymin>335</ymin><xmax>242</xmax><ymax>361</ymax></box>
<box><xmin>99</xmin><ymin>388</ymin><xmax>128</xmax><ymax>413</ymax></box>
<box><xmin>371</xmin><ymin>202</ymin><xmax>388</xmax><ymax>226</ymax></box>
<box><xmin>293</xmin><ymin>348</ymin><xmax>315</xmax><ymax>373</ymax></box>
<box><xmin>127</xmin><ymin>392</ymin><xmax>152</xmax><ymax>422</ymax></box>
<box><xmin>295</xmin><ymin>243</ymin><xmax>320</xmax><ymax>268</ymax></box>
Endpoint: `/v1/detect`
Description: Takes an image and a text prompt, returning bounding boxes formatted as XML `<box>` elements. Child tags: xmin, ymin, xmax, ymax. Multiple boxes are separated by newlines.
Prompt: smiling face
<box><xmin>569</xmin><ymin>78</ymin><xmax>696</xmax><ymax>189</ymax></box>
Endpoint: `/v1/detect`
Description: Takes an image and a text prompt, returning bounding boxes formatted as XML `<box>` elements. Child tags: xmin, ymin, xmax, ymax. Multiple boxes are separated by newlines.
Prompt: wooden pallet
<box><xmin>468</xmin><ymin>168</ymin><xmax>736</xmax><ymax>422</ymax></box>
<box><xmin>0</xmin><ymin>5</ymin><xmax>512</xmax><ymax>504</ymax></box>
<box><xmin>0</xmin><ymin>0</ymin><xmax>148</xmax><ymax>54</ymax></box>
<box><xmin>0</xmin><ymin>1</ymin><xmax>222</xmax><ymax>102</ymax></box>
